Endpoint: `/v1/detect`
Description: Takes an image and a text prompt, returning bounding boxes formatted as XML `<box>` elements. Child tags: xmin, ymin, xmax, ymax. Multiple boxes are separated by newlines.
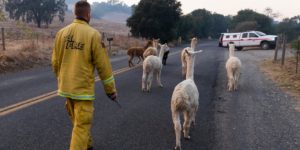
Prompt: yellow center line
<box><xmin>0</xmin><ymin>64</ymin><xmax>142</xmax><ymax>117</ymax></box>
<box><xmin>0</xmin><ymin>49</ymin><xmax>181</xmax><ymax>117</ymax></box>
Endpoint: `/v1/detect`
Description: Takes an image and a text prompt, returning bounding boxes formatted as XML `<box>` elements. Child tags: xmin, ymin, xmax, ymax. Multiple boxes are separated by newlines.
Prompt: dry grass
<box><xmin>0</xmin><ymin>10</ymin><xmax>150</xmax><ymax>73</ymax></box>
<box><xmin>0</xmin><ymin>38</ymin><xmax>53</xmax><ymax>73</ymax></box>
<box><xmin>0</xmin><ymin>16</ymin><xmax>146</xmax><ymax>73</ymax></box>
<box><xmin>261</xmin><ymin>57</ymin><xmax>300</xmax><ymax>111</ymax></box>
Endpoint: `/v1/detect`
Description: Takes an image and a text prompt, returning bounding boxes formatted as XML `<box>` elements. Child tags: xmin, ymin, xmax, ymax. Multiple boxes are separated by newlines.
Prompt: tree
<box><xmin>234</xmin><ymin>21</ymin><xmax>258</xmax><ymax>32</ymax></box>
<box><xmin>210</xmin><ymin>13</ymin><xmax>229</xmax><ymax>38</ymax></box>
<box><xmin>189</xmin><ymin>9</ymin><xmax>213</xmax><ymax>38</ymax></box>
<box><xmin>264</xmin><ymin>7</ymin><xmax>280</xmax><ymax>19</ymax></box>
<box><xmin>92</xmin><ymin>0</ymin><xmax>131</xmax><ymax>19</ymax></box>
<box><xmin>127</xmin><ymin>0</ymin><xmax>182</xmax><ymax>42</ymax></box>
<box><xmin>0</xmin><ymin>0</ymin><xmax>5</xmax><ymax>21</ymax></box>
<box><xmin>276</xmin><ymin>16</ymin><xmax>300</xmax><ymax>42</ymax></box>
<box><xmin>5</xmin><ymin>0</ymin><xmax>67</xmax><ymax>28</ymax></box>
<box><xmin>175</xmin><ymin>15</ymin><xmax>194</xmax><ymax>40</ymax></box>
<box><xmin>175</xmin><ymin>9</ymin><xmax>229</xmax><ymax>40</ymax></box>
<box><xmin>231</xmin><ymin>9</ymin><xmax>273</xmax><ymax>33</ymax></box>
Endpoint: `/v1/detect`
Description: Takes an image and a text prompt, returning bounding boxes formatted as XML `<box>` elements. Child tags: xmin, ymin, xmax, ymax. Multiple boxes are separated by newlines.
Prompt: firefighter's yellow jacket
<box><xmin>52</xmin><ymin>19</ymin><xmax>116</xmax><ymax>100</ymax></box>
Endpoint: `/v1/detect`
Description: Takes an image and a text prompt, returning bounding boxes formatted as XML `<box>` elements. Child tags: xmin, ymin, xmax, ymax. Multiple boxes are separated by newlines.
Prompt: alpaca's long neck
<box><xmin>191</xmin><ymin>42</ymin><xmax>196</xmax><ymax>51</ymax></box>
<box><xmin>158</xmin><ymin>47</ymin><xmax>164</xmax><ymax>61</ymax></box>
<box><xmin>186</xmin><ymin>57</ymin><xmax>195</xmax><ymax>80</ymax></box>
<box><xmin>229</xmin><ymin>48</ymin><xmax>235</xmax><ymax>57</ymax></box>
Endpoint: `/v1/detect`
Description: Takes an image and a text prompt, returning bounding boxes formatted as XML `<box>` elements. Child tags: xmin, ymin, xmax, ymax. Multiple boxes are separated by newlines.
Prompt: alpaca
<box><xmin>143</xmin><ymin>39</ymin><xmax>160</xmax><ymax>59</ymax></box>
<box><xmin>171</xmin><ymin>49</ymin><xmax>203</xmax><ymax>150</ymax></box>
<box><xmin>181</xmin><ymin>37</ymin><xmax>198</xmax><ymax>78</ymax></box>
<box><xmin>142</xmin><ymin>43</ymin><xmax>169</xmax><ymax>92</ymax></box>
<box><xmin>226</xmin><ymin>44</ymin><xmax>242</xmax><ymax>91</ymax></box>
<box><xmin>127</xmin><ymin>40</ymin><xmax>153</xmax><ymax>67</ymax></box>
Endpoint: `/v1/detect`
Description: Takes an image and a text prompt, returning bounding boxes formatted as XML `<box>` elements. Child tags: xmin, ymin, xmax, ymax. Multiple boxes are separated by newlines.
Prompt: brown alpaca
<box><xmin>127</xmin><ymin>40</ymin><xmax>153</xmax><ymax>67</ymax></box>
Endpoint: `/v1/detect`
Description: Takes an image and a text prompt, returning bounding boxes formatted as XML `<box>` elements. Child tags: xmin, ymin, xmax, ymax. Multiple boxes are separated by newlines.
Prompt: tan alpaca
<box><xmin>181</xmin><ymin>38</ymin><xmax>198</xmax><ymax>78</ymax></box>
<box><xmin>225</xmin><ymin>44</ymin><xmax>242</xmax><ymax>91</ymax></box>
<box><xmin>143</xmin><ymin>39</ymin><xmax>160</xmax><ymax>59</ymax></box>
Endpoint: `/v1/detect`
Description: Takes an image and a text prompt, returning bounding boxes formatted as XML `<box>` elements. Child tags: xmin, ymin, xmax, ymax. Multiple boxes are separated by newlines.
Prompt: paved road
<box><xmin>0</xmin><ymin>41</ymin><xmax>299</xmax><ymax>150</ymax></box>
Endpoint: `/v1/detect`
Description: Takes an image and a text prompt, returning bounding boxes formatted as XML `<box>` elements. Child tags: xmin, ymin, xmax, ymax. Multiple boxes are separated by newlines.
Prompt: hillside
<box><xmin>65</xmin><ymin>0</ymin><xmax>132</xmax><ymax>23</ymax></box>
<box><xmin>101</xmin><ymin>12</ymin><xmax>130</xmax><ymax>24</ymax></box>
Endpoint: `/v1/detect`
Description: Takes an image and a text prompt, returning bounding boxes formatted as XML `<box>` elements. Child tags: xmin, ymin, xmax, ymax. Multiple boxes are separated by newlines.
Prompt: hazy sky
<box><xmin>88</xmin><ymin>0</ymin><xmax>300</xmax><ymax>19</ymax></box>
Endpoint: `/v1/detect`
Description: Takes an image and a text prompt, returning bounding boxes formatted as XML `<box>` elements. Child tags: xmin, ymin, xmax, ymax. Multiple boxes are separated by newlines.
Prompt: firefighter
<box><xmin>51</xmin><ymin>1</ymin><xmax>117</xmax><ymax>150</ymax></box>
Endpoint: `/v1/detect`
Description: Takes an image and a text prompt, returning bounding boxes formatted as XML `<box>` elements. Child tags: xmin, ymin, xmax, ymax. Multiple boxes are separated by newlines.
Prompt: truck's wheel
<box><xmin>261</xmin><ymin>42</ymin><xmax>270</xmax><ymax>50</ymax></box>
<box><xmin>236</xmin><ymin>47</ymin><xmax>243</xmax><ymax>51</ymax></box>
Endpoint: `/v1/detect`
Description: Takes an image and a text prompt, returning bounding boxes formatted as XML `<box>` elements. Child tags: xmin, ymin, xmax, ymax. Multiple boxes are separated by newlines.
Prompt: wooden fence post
<box><xmin>1</xmin><ymin>27</ymin><xmax>5</xmax><ymax>51</ymax></box>
<box><xmin>296</xmin><ymin>37</ymin><xmax>300</xmax><ymax>73</ymax></box>
<box><xmin>281</xmin><ymin>33</ymin><xmax>286</xmax><ymax>66</ymax></box>
<box><xmin>273</xmin><ymin>34</ymin><xmax>281</xmax><ymax>62</ymax></box>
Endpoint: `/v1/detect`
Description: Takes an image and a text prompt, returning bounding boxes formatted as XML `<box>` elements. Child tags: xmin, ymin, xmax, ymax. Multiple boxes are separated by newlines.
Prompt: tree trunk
<box><xmin>37</xmin><ymin>20</ymin><xmax>41</xmax><ymax>28</ymax></box>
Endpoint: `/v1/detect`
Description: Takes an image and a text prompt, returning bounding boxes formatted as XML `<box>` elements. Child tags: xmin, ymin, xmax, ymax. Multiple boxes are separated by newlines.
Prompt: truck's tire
<box><xmin>261</xmin><ymin>42</ymin><xmax>270</xmax><ymax>50</ymax></box>
<box><xmin>236</xmin><ymin>47</ymin><xmax>243</xmax><ymax>51</ymax></box>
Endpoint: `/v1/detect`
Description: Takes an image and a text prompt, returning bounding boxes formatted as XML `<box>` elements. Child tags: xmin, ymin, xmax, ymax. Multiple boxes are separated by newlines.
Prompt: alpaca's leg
<box><xmin>146</xmin><ymin>71</ymin><xmax>153</xmax><ymax>92</ymax></box>
<box><xmin>156</xmin><ymin>70</ymin><xmax>163</xmax><ymax>87</ymax></box>
<box><xmin>228</xmin><ymin>77</ymin><xmax>234</xmax><ymax>91</ymax></box>
<box><xmin>191</xmin><ymin>106</ymin><xmax>198</xmax><ymax>127</ymax></box>
<box><xmin>137</xmin><ymin>56</ymin><xmax>142</xmax><ymax>64</ymax></box>
<box><xmin>234</xmin><ymin>70</ymin><xmax>241</xmax><ymax>91</ymax></box>
<box><xmin>142</xmin><ymin>71</ymin><xmax>147</xmax><ymax>92</ymax></box>
<box><xmin>183</xmin><ymin>111</ymin><xmax>192</xmax><ymax>140</ymax></box>
<box><xmin>226</xmin><ymin>68</ymin><xmax>234</xmax><ymax>91</ymax></box>
<box><xmin>128</xmin><ymin>55</ymin><xmax>134</xmax><ymax>67</ymax></box>
<box><xmin>172</xmin><ymin>110</ymin><xmax>182</xmax><ymax>150</ymax></box>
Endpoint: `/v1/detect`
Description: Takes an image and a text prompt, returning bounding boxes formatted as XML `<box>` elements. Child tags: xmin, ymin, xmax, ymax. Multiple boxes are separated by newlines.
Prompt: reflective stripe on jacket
<box><xmin>52</xmin><ymin>19</ymin><xmax>116</xmax><ymax>100</ymax></box>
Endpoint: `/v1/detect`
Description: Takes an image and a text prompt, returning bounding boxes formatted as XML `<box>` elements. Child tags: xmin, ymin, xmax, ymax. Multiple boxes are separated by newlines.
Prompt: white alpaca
<box><xmin>181</xmin><ymin>37</ymin><xmax>198</xmax><ymax>78</ymax></box>
<box><xmin>225</xmin><ymin>44</ymin><xmax>242</xmax><ymax>91</ymax></box>
<box><xmin>171</xmin><ymin>49</ymin><xmax>203</xmax><ymax>150</ymax></box>
<box><xmin>142</xmin><ymin>43</ymin><xmax>169</xmax><ymax>92</ymax></box>
<box><xmin>143</xmin><ymin>39</ymin><xmax>160</xmax><ymax>59</ymax></box>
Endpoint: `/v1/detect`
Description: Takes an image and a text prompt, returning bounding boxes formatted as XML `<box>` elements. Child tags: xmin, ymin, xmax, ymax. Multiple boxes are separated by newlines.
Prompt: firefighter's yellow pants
<box><xmin>65</xmin><ymin>98</ymin><xmax>94</xmax><ymax>150</ymax></box>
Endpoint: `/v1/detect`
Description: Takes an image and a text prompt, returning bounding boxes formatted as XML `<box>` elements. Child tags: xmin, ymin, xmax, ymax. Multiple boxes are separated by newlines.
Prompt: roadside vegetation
<box><xmin>261</xmin><ymin>56</ymin><xmax>300</xmax><ymax>112</ymax></box>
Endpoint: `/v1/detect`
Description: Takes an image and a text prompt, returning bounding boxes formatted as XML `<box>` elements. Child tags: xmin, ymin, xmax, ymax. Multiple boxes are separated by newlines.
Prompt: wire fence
<box><xmin>0</xmin><ymin>26</ymin><xmax>149</xmax><ymax>58</ymax></box>
<box><xmin>0</xmin><ymin>27</ymin><xmax>52</xmax><ymax>51</ymax></box>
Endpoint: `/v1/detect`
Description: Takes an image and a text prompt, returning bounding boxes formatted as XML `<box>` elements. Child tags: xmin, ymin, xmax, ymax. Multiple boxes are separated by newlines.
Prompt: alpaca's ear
<box><xmin>194</xmin><ymin>50</ymin><xmax>203</xmax><ymax>54</ymax></box>
<box><xmin>185</xmin><ymin>49</ymin><xmax>191</xmax><ymax>56</ymax></box>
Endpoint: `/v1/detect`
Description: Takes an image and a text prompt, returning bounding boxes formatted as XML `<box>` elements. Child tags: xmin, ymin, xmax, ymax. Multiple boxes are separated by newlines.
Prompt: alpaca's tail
<box><xmin>172</xmin><ymin>94</ymin><xmax>189</xmax><ymax>112</ymax></box>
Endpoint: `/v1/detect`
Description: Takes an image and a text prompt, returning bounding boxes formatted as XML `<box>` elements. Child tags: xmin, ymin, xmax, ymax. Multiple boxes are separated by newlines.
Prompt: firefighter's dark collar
<box><xmin>76</xmin><ymin>17</ymin><xmax>89</xmax><ymax>24</ymax></box>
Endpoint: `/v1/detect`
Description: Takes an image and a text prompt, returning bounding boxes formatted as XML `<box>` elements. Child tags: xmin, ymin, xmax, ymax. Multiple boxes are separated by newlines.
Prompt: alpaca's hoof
<box><xmin>142</xmin><ymin>88</ymin><xmax>146</xmax><ymax>92</ymax></box>
<box><xmin>174</xmin><ymin>146</ymin><xmax>181</xmax><ymax>150</ymax></box>
<box><xmin>159</xmin><ymin>84</ymin><xmax>163</xmax><ymax>88</ymax></box>
<box><xmin>184</xmin><ymin>136</ymin><xmax>191</xmax><ymax>140</ymax></box>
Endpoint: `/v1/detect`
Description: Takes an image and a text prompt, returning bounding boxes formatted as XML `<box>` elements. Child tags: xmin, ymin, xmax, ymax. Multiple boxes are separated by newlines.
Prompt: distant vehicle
<box><xmin>218</xmin><ymin>31</ymin><xmax>277</xmax><ymax>50</ymax></box>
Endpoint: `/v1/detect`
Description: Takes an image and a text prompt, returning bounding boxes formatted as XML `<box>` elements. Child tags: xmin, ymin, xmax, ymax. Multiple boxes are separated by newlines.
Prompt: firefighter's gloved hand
<box><xmin>106</xmin><ymin>92</ymin><xmax>117</xmax><ymax>101</ymax></box>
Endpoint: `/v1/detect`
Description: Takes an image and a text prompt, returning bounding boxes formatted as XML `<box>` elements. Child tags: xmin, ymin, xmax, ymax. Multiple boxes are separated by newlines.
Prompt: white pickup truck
<box><xmin>218</xmin><ymin>31</ymin><xmax>277</xmax><ymax>50</ymax></box>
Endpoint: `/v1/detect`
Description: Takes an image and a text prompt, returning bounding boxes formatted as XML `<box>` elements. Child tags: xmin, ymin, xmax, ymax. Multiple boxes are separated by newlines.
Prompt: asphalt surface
<box><xmin>0</xmin><ymin>41</ymin><xmax>299</xmax><ymax>150</ymax></box>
